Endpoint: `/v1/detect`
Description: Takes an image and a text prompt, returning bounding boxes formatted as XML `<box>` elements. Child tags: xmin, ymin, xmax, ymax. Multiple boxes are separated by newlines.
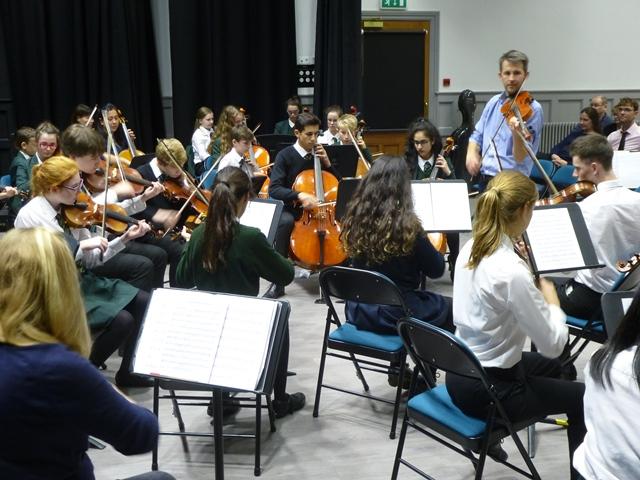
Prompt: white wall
<box><xmin>362</xmin><ymin>0</ymin><xmax>640</xmax><ymax>93</ymax></box>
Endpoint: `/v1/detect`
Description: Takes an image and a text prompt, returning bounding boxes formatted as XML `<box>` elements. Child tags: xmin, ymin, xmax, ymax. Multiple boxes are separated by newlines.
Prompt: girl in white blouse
<box><xmin>446</xmin><ymin>170</ymin><xmax>586</xmax><ymax>480</ymax></box>
<box><xmin>191</xmin><ymin>106</ymin><xmax>214</xmax><ymax>175</ymax></box>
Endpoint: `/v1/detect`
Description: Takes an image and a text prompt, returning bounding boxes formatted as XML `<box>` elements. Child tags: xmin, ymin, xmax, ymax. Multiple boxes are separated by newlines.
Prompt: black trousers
<box><xmin>135</xmin><ymin>233</ymin><xmax>185</xmax><ymax>287</ymax></box>
<box><xmin>555</xmin><ymin>278</ymin><xmax>603</xmax><ymax>320</ymax></box>
<box><xmin>272</xmin><ymin>210</ymin><xmax>295</xmax><ymax>288</ymax></box>
<box><xmin>446</xmin><ymin>353</ymin><xmax>586</xmax><ymax>480</ymax></box>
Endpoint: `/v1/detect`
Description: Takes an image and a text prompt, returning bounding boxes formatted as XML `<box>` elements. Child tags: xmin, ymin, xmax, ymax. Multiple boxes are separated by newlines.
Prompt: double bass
<box><xmin>289</xmin><ymin>147</ymin><xmax>346</xmax><ymax>270</ymax></box>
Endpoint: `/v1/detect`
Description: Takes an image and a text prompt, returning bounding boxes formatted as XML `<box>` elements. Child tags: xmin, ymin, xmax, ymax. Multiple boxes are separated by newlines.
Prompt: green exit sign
<box><xmin>381</xmin><ymin>0</ymin><xmax>407</xmax><ymax>9</ymax></box>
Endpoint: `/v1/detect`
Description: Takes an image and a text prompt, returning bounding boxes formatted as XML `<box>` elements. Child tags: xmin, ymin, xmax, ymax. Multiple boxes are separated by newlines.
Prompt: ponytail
<box><xmin>467</xmin><ymin>171</ymin><xmax>537</xmax><ymax>269</ymax></box>
<box><xmin>201</xmin><ymin>167</ymin><xmax>252</xmax><ymax>272</ymax></box>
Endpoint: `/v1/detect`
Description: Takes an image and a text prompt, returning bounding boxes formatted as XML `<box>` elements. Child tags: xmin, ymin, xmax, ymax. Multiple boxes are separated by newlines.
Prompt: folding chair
<box><xmin>393</xmin><ymin>318</ymin><xmax>542</xmax><ymax>480</ymax></box>
<box><xmin>151</xmin><ymin>380</ymin><xmax>276</xmax><ymax>476</ymax></box>
<box><xmin>565</xmin><ymin>266</ymin><xmax>640</xmax><ymax>364</ymax></box>
<box><xmin>314</xmin><ymin>266</ymin><xmax>410</xmax><ymax>439</ymax></box>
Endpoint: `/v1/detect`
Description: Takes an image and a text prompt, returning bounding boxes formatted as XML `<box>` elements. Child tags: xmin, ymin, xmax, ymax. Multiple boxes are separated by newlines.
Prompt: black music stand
<box><xmin>256</xmin><ymin>134</ymin><xmax>296</xmax><ymax>160</ymax></box>
<box><xmin>335</xmin><ymin>178</ymin><xmax>361</xmax><ymax>222</ymax></box>
<box><xmin>324</xmin><ymin>145</ymin><xmax>359</xmax><ymax>178</ymax></box>
<box><xmin>129</xmin><ymin>153</ymin><xmax>155</xmax><ymax>169</ymax></box>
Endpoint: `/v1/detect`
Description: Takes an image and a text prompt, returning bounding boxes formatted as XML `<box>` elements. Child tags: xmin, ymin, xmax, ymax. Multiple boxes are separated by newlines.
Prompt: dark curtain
<box><xmin>313</xmin><ymin>0</ymin><xmax>362</xmax><ymax>118</ymax></box>
<box><xmin>0</xmin><ymin>0</ymin><xmax>164</xmax><ymax>152</ymax></box>
<box><xmin>169</xmin><ymin>0</ymin><xmax>297</xmax><ymax>146</ymax></box>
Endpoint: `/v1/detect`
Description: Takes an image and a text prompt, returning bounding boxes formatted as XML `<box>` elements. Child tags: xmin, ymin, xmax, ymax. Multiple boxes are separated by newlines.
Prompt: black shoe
<box><xmin>115</xmin><ymin>371</ymin><xmax>154</xmax><ymax>389</ymax></box>
<box><xmin>263</xmin><ymin>283</ymin><xmax>285</xmax><ymax>299</ymax></box>
<box><xmin>474</xmin><ymin>442</ymin><xmax>508</xmax><ymax>462</ymax></box>
<box><xmin>388</xmin><ymin>365</ymin><xmax>412</xmax><ymax>389</ymax></box>
<box><xmin>273</xmin><ymin>392</ymin><xmax>306</xmax><ymax>418</ymax></box>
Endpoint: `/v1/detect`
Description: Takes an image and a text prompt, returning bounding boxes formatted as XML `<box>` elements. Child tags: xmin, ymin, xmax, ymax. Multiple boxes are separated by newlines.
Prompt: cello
<box><xmin>289</xmin><ymin>147</ymin><xmax>346</xmax><ymax>270</ymax></box>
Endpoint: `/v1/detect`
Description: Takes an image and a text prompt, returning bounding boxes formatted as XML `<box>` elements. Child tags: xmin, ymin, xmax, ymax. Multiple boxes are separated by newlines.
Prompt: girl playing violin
<box><xmin>176</xmin><ymin>166</ymin><xmax>305</xmax><ymax>419</ymax></box>
<box><xmin>446</xmin><ymin>170</ymin><xmax>585</xmax><ymax>479</ymax></box>
<box><xmin>404</xmin><ymin>118</ymin><xmax>459</xmax><ymax>278</ymax></box>
<box><xmin>191</xmin><ymin>106</ymin><xmax>214</xmax><ymax>176</ymax></box>
<box><xmin>14</xmin><ymin>156</ymin><xmax>153</xmax><ymax>388</ymax></box>
<box><xmin>100</xmin><ymin>103</ymin><xmax>137</xmax><ymax>154</ymax></box>
<box><xmin>207</xmin><ymin>105</ymin><xmax>246</xmax><ymax>168</ymax></box>
<box><xmin>341</xmin><ymin>155</ymin><xmax>454</xmax><ymax>336</ymax></box>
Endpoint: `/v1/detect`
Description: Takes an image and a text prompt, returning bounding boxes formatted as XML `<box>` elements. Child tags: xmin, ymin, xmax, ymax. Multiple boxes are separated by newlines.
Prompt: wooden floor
<box><xmin>91</xmin><ymin>259</ymin><xmax>594</xmax><ymax>480</ymax></box>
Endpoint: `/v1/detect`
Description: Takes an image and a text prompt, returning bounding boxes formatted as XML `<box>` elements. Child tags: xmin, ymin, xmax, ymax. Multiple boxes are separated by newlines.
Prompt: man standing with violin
<box><xmin>267</xmin><ymin>112</ymin><xmax>340</xmax><ymax>298</ymax></box>
<box><xmin>466</xmin><ymin>50</ymin><xmax>543</xmax><ymax>191</ymax></box>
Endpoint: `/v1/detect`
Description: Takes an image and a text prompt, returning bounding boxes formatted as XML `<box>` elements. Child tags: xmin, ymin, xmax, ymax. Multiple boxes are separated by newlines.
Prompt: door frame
<box><xmin>362</xmin><ymin>10</ymin><xmax>440</xmax><ymax>127</ymax></box>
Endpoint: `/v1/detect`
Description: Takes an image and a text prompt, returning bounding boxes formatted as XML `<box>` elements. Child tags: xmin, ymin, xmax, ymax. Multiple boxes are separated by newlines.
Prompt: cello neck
<box><xmin>312</xmin><ymin>147</ymin><xmax>324</xmax><ymax>202</ymax></box>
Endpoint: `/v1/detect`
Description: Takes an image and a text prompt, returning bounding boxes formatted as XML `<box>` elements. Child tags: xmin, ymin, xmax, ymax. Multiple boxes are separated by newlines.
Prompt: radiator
<box><xmin>538</xmin><ymin>122</ymin><xmax>577</xmax><ymax>155</ymax></box>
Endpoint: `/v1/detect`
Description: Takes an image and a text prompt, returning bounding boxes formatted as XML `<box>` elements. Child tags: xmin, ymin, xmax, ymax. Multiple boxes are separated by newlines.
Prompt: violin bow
<box><xmin>85</xmin><ymin>105</ymin><xmax>98</xmax><ymax>127</ymax></box>
<box><xmin>118</xmin><ymin>109</ymin><xmax>137</xmax><ymax>159</ymax></box>
<box><xmin>346</xmin><ymin>128</ymin><xmax>370</xmax><ymax>170</ymax></box>
<box><xmin>156</xmin><ymin>138</ymin><xmax>210</xmax><ymax>207</ymax></box>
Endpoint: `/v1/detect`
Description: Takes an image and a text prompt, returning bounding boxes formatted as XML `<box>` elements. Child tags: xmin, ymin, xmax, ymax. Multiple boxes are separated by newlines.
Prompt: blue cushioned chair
<box><xmin>0</xmin><ymin>174</ymin><xmax>11</xmax><ymax>188</ymax></box>
<box><xmin>550</xmin><ymin>164</ymin><xmax>577</xmax><ymax>190</ymax></box>
<box><xmin>392</xmin><ymin>318</ymin><xmax>542</xmax><ymax>480</ymax></box>
<box><xmin>529</xmin><ymin>159</ymin><xmax>556</xmax><ymax>197</ymax></box>
<box><xmin>314</xmin><ymin>266</ymin><xmax>409</xmax><ymax>439</ymax></box>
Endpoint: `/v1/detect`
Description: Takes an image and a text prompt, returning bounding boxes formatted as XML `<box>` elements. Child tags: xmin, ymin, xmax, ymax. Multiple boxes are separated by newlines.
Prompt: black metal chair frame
<box><xmin>151</xmin><ymin>379</ymin><xmax>276</xmax><ymax>477</ymax></box>
<box><xmin>392</xmin><ymin>318</ymin><xmax>542</xmax><ymax>480</ymax></box>
<box><xmin>313</xmin><ymin>266</ymin><xmax>409</xmax><ymax>439</ymax></box>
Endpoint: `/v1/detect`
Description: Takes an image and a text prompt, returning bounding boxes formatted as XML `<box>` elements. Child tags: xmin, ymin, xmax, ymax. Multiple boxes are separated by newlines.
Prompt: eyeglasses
<box><xmin>62</xmin><ymin>179</ymin><xmax>84</xmax><ymax>192</ymax></box>
<box><xmin>38</xmin><ymin>142</ymin><xmax>57</xmax><ymax>149</ymax></box>
<box><xmin>413</xmin><ymin>139</ymin><xmax>432</xmax><ymax>146</ymax></box>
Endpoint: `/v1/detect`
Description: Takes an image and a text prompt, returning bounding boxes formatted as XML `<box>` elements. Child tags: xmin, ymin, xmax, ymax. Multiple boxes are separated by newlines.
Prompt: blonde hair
<box><xmin>0</xmin><ymin>228</ymin><xmax>90</xmax><ymax>357</ymax></box>
<box><xmin>31</xmin><ymin>155</ymin><xmax>79</xmax><ymax>196</ymax></box>
<box><xmin>156</xmin><ymin>138</ymin><xmax>187</xmax><ymax>168</ymax></box>
<box><xmin>337</xmin><ymin>113</ymin><xmax>358</xmax><ymax>133</ymax></box>
<box><xmin>209</xmin><ymin>105</ymin><xmax>241</xmax><ymax>156</ymax></box>
<box><xmin>467</xmin><ymin>170</ymin><xmax>538</xmax><ymax>269</ymax></box>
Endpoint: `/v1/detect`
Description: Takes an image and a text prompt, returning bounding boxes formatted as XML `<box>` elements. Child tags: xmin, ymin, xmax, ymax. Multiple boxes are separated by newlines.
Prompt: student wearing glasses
<box><xmin>9</xmin><ymin>121</ymin><xmax>60</xmax><ymax>215</ymax></box>
<box><xmin>273</xmin><ymin>96</ymin><xmax>302</xmax><ymax>136</ymax></box>
<box><xmin>14</xmin><ymin>156</ymin><xmax>153</xmax><ymax>388</ymax></box>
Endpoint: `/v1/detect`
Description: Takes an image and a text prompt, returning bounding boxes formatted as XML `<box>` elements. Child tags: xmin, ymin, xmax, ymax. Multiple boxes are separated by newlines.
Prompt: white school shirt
<box><xmin>453</xmin><ymin>236</ymin><xmax>568</xmax><ymax>368</ymax></box>
<box><xmin>574</xmin><ymin>179</ymin><xmax>640</xmax><ymax>293</ymax></box>
<box><xmin>191</xmin><ymin>126</ymin><xmax>212</xmax><ymax>165</ymax></box>
<box><xmin>318</xmin><ymin>129</ymin><xmax>341</xmax><ymax>145</ymax></box>
<box><xmin>573</xmin><ymin>347</ymin><xmax>640</xmax><ymax>480</ymax></box>
<box><xmin>14</xmin><ymin>195</ymin><xmax>126</xmax><ymax>268</ymax></box>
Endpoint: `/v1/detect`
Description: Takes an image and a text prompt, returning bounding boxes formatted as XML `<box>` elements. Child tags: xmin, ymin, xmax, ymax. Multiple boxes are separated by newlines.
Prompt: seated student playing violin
<box><xmin>550</xmin><ymin>107</ymin><xmax>602</xmax><ymax>166</ymax></box>
<box><xmin>267</xmin><ymin>112</ymin><xmax>339</xmax><ymax>298</ymax></box>
<box><xmin>318</xmin><ymin>105</ymin><xmax>343</xmax><ymax>145</ymax></box>
<box><xmin>0</xmin><ymin>228</ymin><xmax>176</xmax><ymax>479</ymax></box>
<box><xmin>404</xmin><ymin>118</ymin><xmax>460</xmax><ymax>279</ymax></box>
<box><xmin>447</xmin><ymin>170</ymin><xmax>585</xmax><ymax>478</ymax></box>
<box><xmin>466</xmin><ymin>49</ymin><xmax>543</xmax><ymax>191</ymax></box>
<box><xmin>176</xmin><ymin>166</ymin><xmax>305</xmax><ymax>418</ymax></box>
<box><xmin>9</xmin><ymin>121</ymin><xmax>59</xmax><ymax>215</ymax></box>
<box><xmin>14</xmin><ymin>156</ymin><xmax>153</xmax><ymax>388</ymax></box>
<box><xmin>207</xmin><ymin>105</ymin><xmax>246</xmax><ymax>170</ymax></box>
<box><xmin>554</xmin><ymin>134</ymin><xmax>640</xmax><ymax>319</ymax></box>
<box><xmin>99</xmin><ymin>103</ymin><xmax>137</xmax><ymax>155</ymax></box>
<box><xmin>340</xmin><ymin>155</ymin><xmax>454</xmax><ymax>336</ymax></box>
<box><xmin>60</xmin><ymin>124</ymin><xmax>169</xmax><ymax>290</ymax></box>
<box><xmin>273</xmin><ymin>96</ymin><xmax>302</xmax><ymax>136</ymax></box>
<box><xmin>217</xmin><ymin>125</ymin><xmax>263</xmax><ymax>178</ymax></box>
<box><xmin>70</xmin><ymin>103</ymin><xmax>96</xmax><ymax>128</ymax></box>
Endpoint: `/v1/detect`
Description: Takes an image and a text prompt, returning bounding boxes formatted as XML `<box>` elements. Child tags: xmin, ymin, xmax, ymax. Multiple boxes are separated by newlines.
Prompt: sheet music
<box><xmin>612</xmin><ymin>151</ymin><xmax>640</xmax><ymax>189</ymax></box>
<box><xmin>210</xmin><ymin>297</ymin><xmax>279</xmax><ymax>390</ymax></box>
<box><xmin>240</xmin><ymin>200</ymin><xmax>277</xmax><ymax>238</ymax></box>
<box><xmin>133</xmin><ymin>289</ymin><xmax>227</xmax><ymax>384</ymax></box>
<box><xmin>133</xmin><ymin>289</ymin><xmax>279</xmax><ymax>390</ymax></box>
<box><xmin>411</xmin><ymin>182</ymin><xmax>472</xmax><ymax>232</ymax></box>
<box><xmin>526</xmin><ymin>208</ymin><xmax>585</xmax><ymax>272</ymax></box>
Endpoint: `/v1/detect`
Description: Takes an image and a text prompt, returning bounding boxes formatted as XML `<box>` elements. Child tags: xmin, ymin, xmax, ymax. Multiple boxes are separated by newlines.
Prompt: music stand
<box><xmin>256</xmin><ymin>134</ymin><xmax>296</xmax><ymax>161</ymax></box>
<box><xmin>129</xmin><ymin>153</ymin><xmax>155</xmax><ymax>169</ymax></box>
<box><xmin>335</xmin><ymin>178</ymin><xmax>362</xmax><ymax>222</ymax></box>
<box><xmin>324</xmin><ymin>145</ymin><xmax>359</xmax><ymax>178</ymax></box>
<box><xmin>602</xmin><ymin>290</ymin><xmax>636</xmax><ymax>337</ymax></box>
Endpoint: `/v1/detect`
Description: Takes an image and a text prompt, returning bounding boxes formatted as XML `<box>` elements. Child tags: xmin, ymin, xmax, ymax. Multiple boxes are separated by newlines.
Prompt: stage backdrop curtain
<box><xmin>313</xmin><ymin>0</ymin><xmax>362</xmax><ymax>119</ymax></box>
<box><xmin>0</xmin><ymin>0</ymin><xmax>164</xmax><ymax>152</ymax></box>
<box><xmin>169</xmin><ymin>0</ymin><xmax>297</xmax><ymax>147</ymax></box>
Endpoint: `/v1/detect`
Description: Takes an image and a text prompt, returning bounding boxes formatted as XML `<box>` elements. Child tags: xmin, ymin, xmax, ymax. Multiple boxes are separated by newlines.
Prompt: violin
<box><xmin>426</xmin><ymin>137</ymin><xmax>456</xmax><ymax>255</ymax></box>
<box><xmin>500</xmin><ymin>91</ymin><xmax>534</xmax><ymax>127</ymax></box>
<box><xmin>289</xmin><ymin>146</ymin><xmax>347</xmax><ymax>270</ymax></box>
<box><xmin>116</xmin><ymin>109</ymin><xmax>144</xmax><ymax>161</ymax></box>
<box><xmin>617</xmin><ymin>252</ymin><xmax>640</xmax><ymax>273</ymax></box>
<box><xmin>535</xmin><ymin>181</ymin><xmax>596</xmax><ymax>206</ymax></box>
<box><xmin>162</xmin><ymin>176</ymin><xmax>211</xmax><ymax>216</ymax></box>
<box><xmin>62</xmin><ymin>192</ymin><xmax>152</xmax><ymax>236</ymax></box>
<box><xmin>84</xmin><ymin>158</ymin><xmax>154</xmax><ymax>194</ymax></box>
